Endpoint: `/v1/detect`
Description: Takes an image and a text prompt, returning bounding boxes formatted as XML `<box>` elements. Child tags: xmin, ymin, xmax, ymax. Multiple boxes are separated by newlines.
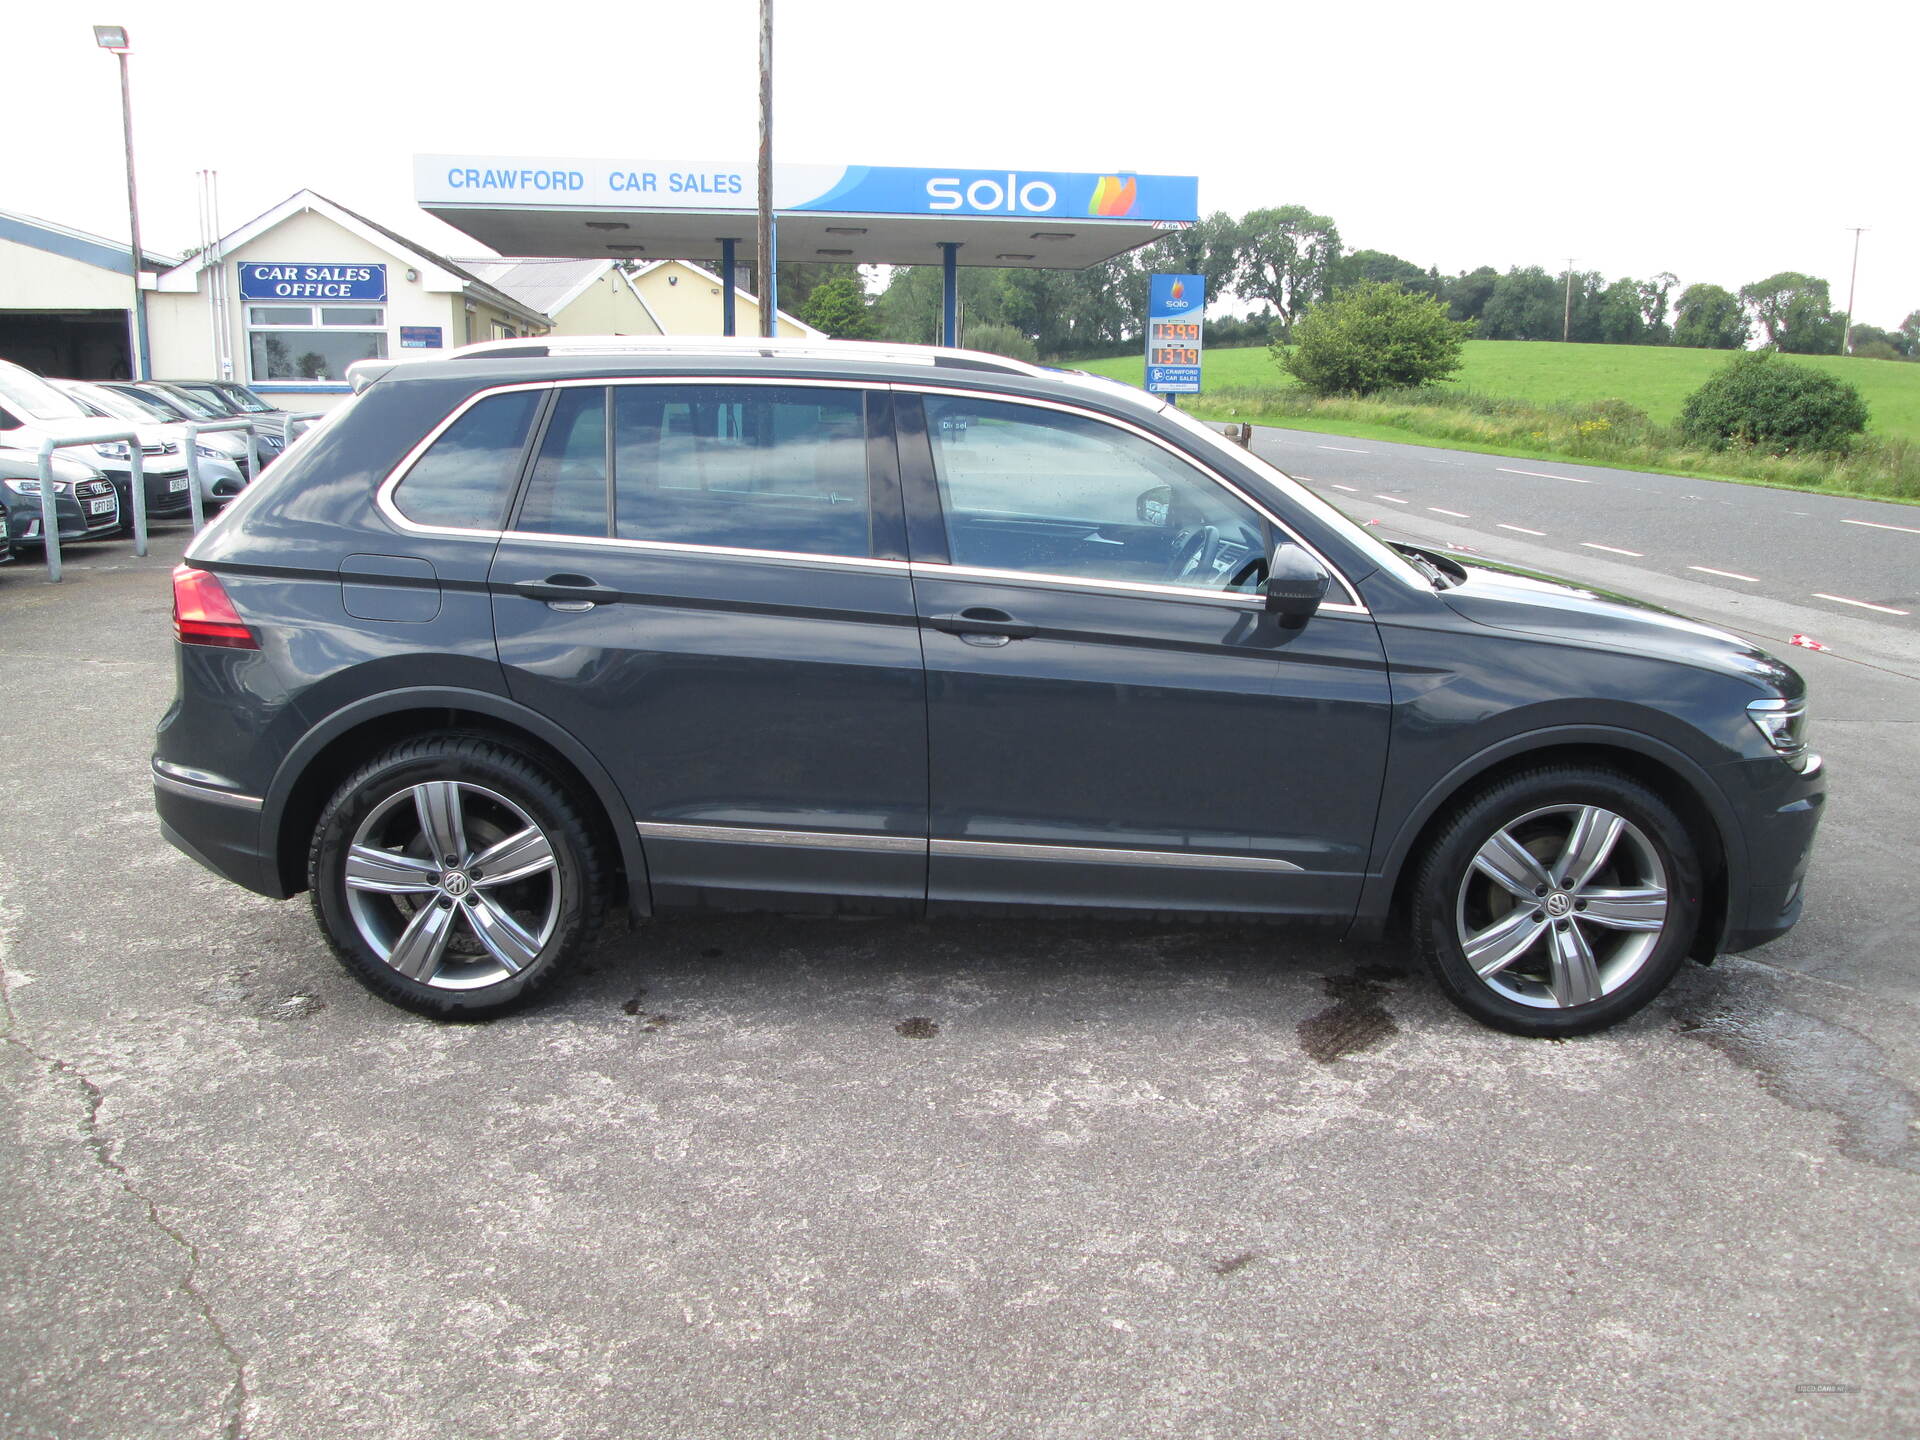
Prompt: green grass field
<box><xmin>1073</xmin><ymin>340</ymin><xmax>1920</xmax><ymax>441</ymax></box>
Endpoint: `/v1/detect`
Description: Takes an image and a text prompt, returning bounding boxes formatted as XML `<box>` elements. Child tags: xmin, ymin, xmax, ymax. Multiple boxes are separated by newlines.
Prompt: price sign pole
<box><xmin>1144</xmin><ymin>273</ymin><xmax>1204</xmax><ymax>404</ymax></box>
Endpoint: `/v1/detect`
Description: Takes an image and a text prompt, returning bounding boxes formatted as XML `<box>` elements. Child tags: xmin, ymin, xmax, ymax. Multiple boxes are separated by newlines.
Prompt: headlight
<box><xmin>195</xmin><ymin>445</ymin><xmax>226</xmax><ymax>460</ymax></box>
<box><xmin>3</xmin><ymin>479</ymin><xmax>71</xmax><ymax>495</ymax></box>
<box><xmin>1747</xmin><ymin>697</ymin><xmax>1809</xmax><ymax>754</ymax></box>
<box><xmin>95</xmin><ymin>442</ymin><xmax>133</xmax><ymax>460</ymax></box>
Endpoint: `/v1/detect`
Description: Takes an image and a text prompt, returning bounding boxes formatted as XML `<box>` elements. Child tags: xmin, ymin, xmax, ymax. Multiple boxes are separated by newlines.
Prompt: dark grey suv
<box><xmin>153</xmin><ymin>339</ymin><xmax>1825</xmax><ymax>1035</ymax></box>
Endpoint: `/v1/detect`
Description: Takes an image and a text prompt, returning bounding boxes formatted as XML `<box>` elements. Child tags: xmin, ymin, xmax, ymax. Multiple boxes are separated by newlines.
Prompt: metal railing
<box><xmin>282</xmin><ymin>410</ymin><xmax>323</xmax><ymax>446</ymax></box>
<box><xmin>34</xmin><ymin>428</ymin><xmax>144</xmax><ymax>583</ymax></box>
<box><xmin>183</xmin><ymin>418</ymin><xmax>260</xmax><ymax>534</ymax></box>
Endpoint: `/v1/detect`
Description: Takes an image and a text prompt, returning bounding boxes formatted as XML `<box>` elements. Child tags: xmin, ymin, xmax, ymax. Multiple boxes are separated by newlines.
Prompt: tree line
<box><xmin>773</xmin><ymin>206</ymin><xmax>1920</xmax><ymax>362</ymax></box>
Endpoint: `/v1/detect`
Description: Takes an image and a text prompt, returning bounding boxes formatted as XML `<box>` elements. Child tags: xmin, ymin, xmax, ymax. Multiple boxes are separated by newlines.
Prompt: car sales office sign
<box><xmin>1145</xmin><ymin>273</ymin><xmax>1204</xmax><ymax>395</ymax></box>
<box><xmin>238</xmin><ymin>263</ymin><xmax>388</xmax><ymax>302</ymax></box>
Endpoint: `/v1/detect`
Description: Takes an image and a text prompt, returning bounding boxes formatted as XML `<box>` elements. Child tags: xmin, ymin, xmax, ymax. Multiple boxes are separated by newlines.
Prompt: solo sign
<box><xmin>1144</xmin><ymin>273</ymin><xmax>1204</xmax><ymax>395</ymax></box>
<box><xmin>238</xmin><ymin>263</ymin><xmax>388</xmax><ymax>302</ymax></box>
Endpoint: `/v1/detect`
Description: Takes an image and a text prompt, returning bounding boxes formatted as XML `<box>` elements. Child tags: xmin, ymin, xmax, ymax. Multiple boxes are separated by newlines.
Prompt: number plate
<box><xmin>88</xmin><ymin>497</ymin><xmax>116</xmax><ymax>515</ymax></box>
<box><xmin>169</xmin><ymin>477</ymin><xmax>190</xmax><ymax>492</ymax></box>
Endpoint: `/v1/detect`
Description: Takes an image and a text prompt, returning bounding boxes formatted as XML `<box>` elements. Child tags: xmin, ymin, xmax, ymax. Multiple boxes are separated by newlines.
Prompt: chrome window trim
<box><xmin>375</xmin><ymin>376</ymin><xmax>892</xmax><ymax>567</ymax></box>
<box><xmin>930</xmin><ymin>838</ymin><xmax>1304</xmax><ymax>872</ymax></box>
<box><xmin>494</xmin><ymin>529</ymin><xmax>913</xmax><ymax>575</ymax></box>
<box><xmin>893</xmin><ymin>383</ymin><xmax>1368</xmax><ymax>615</ymax></box>
<box><xmin>636</xmin><ymin>822</ymin><xmax>922</xmax><ymax>855</ymax></box>
<box><xmin>910</xmin><ymin>560</ymin><xmax>1264</xmax><ymax>610</ymax></box>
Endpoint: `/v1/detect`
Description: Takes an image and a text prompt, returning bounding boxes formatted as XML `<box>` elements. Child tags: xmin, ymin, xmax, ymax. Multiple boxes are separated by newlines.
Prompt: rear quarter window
<box><xmin>390</xmin><ymin>390</ymin><xmax>542</xmax><ymax>530</ymax></box>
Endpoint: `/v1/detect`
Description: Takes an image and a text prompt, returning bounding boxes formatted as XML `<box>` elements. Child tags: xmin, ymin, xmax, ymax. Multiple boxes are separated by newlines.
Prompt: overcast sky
<box><xmin>7</xmin><ymin>0</ymin><xmax>1915</xmax><ymax>329</ymax></box>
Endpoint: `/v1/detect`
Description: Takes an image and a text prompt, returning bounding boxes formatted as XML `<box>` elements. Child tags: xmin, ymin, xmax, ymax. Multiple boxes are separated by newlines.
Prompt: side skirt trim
<box><xmin>633</xmin><ymin>822</ymin><xmax>1305</xmax><ymax>873</ymax></box>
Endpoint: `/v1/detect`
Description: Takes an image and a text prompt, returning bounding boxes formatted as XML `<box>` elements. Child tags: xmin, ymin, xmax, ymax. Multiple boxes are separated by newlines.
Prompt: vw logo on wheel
<box><xmin>1544</xmin><ymin>891</ymin><xmax>1574</xmax><ymax>918</ymax></box>
<box><xmin>442</xmin><ymin>872</ymin><xmax>472</xmax><ymax>899</ymax></box>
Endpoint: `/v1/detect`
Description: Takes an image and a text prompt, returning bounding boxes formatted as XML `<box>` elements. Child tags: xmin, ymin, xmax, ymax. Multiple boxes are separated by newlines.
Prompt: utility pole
<box><xmin>1840</xmin><ymin>227</ymin><xmax>1866</xmax><ymax>356</ymax></box>
<box><xmin>1562</xmin><ymin>259</ymin><xmax>1575</xmax><ymax>343</ymax></box>
<box><xmin>94</xmin><ymin>25</ymin><xmax>150</xmax><ymax>379</ymax></box>
<box><xmin>755</xmin><ymin>0</ymin><xmax>775</xmax><ymax>338</ymax></box>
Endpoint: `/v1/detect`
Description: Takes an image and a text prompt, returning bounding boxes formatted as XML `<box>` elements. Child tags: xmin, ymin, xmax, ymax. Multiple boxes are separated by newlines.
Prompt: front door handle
<box><xmin>928</xmin><ymin>607</ymin><xmax>1036</xmax><ymax>641</ymax></box>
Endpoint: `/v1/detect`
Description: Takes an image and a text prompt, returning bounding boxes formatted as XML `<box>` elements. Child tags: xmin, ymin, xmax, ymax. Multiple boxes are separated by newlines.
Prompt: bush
<box><xmin>1272</xmin><ymin>281</ymin><xmax>1472</xmax><ymax>396</ymax></box>
<box><xmin>1679</xmin><ymin>351</ymin><xmax>1869</xmax><ymax>454</ymax></box>
<box><xmin>962</xmin><ymin>323</ymin><xmax>1039</xmax><ymax>363</ymax></box>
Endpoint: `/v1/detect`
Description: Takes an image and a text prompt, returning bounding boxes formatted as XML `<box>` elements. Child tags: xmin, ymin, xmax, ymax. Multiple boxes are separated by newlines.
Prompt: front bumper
<box><xmin>1716</xmin><ymin>751</ymin><xmax>1827</xmax><ymax>953</ymax></box>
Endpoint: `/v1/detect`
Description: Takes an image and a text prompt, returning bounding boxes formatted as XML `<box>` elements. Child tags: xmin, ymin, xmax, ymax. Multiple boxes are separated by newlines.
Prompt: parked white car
<box><xmin>54</xmin><ymin>380</ymin><xmax>246</xmax><ymax>512</ymax></box>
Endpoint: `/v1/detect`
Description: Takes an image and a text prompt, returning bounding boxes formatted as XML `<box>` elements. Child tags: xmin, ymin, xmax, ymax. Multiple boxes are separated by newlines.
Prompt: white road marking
<box><xmin>1813</xmin><ymin>593</ymin><xmax>1910</xmax><ymax>616</ymax></box>
<box><xmin>1689</xmin><ymin>565</ymin><xmax>1760</xmax><ymax>583</ymax></box>
<box><xmin>1330</xmin><ymin>484</ymin><xmax>1359</xmax><ymax>493</ymax></box>
<box><xmin>1841</xmin><ymin>517</ymin><xmax>1920</xmax><ymax>536</ymax></box>
<box><xmin>1318</xmin><ymin>445</ymin><xmax>1368</xmax><ymax>452</ymax></box>
<box><xmin>1497</xmin><ymin>467</ymin><xmax>1594</xmax><ymax>485</ymax></box>
<box><xmin>1374</xmin><ymin>494</ymin><xmax>1409</xmax><ymax>504</ymax></box>
<box><xmin>1581</xmin><ymin>542</ymin><xmax>1643</xmax><ymax>557</ymax></box>
<box><xmin>1428</xmin><ymin>507</ymin><xmax>1469</xmax><ymax>518</ymax></box>
<box><xmin>1497</xmin><ymin>523</ymin><xmax>1546</xmax><ymax>536</ymax></box>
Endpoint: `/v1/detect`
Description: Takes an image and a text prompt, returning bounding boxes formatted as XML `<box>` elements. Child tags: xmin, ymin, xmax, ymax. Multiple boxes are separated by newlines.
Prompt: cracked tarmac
<box><xmin>2</xmin><ymin>530</ymin><xmax>1917</xmax><ymax>1438</ymax></box>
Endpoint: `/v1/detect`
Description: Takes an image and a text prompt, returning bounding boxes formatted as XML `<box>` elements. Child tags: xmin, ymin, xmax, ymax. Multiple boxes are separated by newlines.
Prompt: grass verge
<box><xmin>1182</xmin><ymin>387</ymin><xmax>1920</xmax><ymax>505</ymax></box>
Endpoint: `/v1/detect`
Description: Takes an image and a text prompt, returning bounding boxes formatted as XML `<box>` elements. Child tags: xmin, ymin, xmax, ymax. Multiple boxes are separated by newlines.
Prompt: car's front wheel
<box><xmin>309</xmin><ymin>736</ymin><xmax>607</xmax><ymax>1018</ymax></box>
<box><xmin>1412</xmin><ymin>766</ymin><xmax>1702</xmax><ymax>1036</ymax></box>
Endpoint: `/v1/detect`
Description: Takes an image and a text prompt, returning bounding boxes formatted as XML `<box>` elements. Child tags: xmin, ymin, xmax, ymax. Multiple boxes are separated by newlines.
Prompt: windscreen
<box><xmin>0</xmin><ymin>361</ymin><xmax>90</xmax><ymax>421</ymax></box>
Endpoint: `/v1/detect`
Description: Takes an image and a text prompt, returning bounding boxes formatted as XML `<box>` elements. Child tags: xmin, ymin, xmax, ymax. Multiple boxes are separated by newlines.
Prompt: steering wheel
<box><xmin>1165</xmin><ymin>524</ymin><xmax>1222</xmax><ymax>585</ymax></box>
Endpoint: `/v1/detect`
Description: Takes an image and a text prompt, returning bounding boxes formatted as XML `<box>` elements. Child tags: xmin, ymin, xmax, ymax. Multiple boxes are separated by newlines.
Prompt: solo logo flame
<box><xmin>1089</xmin><ymin>176</ymin><xmax>1137</xmax><ymax>216</ymax></box>
<box><xmin>1170</xmin><ymin>279</ymin><xmax>1185</xmax><ymax>301</ymax></box>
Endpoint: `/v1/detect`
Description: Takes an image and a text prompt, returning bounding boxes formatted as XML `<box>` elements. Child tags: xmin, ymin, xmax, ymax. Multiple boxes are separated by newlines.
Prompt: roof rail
<box><xmin>439</xmin><ymin>333</ymin><xmax>1052</xmax><ymax>379</ymax></box>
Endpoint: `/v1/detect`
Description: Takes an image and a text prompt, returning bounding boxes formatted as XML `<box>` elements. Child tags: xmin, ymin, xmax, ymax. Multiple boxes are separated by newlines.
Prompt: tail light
<box><xmin>172</xmin><ymin>564</ymin><xmax>259</xmax><ymax>649</ymax></box>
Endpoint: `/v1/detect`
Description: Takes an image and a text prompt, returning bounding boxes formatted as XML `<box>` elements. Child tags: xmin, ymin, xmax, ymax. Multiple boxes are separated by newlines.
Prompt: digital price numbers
<box><xmin>1150</xmin><ymin>321</ymin><xmax>1201</xmax><ymax>367</ymax></box>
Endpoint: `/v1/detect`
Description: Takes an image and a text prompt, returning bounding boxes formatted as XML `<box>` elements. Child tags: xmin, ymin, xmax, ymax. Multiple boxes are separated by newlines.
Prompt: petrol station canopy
<box><xmin>414</xmin><ymin>155</ymin><xmax>1199</xmax><ymax>271</ymax></box>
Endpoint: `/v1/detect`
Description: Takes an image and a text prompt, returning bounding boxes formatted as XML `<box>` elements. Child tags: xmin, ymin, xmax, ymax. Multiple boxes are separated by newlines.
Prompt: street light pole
<box><xmin>94</xmin><ymin>25</ymin><xmax>150</xmax><ymax>380</ymax></box>
<box><xmin>755</xmin><ymin>0</ymin><xmax>775</xmax><ymax>339</ymax></box>
<box><xmin>1841</xmin><ymin>227</ymin><xmax>1866</xmax><ymax>356</ymax></box>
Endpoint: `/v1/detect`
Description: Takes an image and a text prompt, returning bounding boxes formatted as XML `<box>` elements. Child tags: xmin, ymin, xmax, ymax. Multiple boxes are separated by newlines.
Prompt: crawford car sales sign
<box><xmin>238</xmin><ymin>263</ymin><xmax>388</xmax><ymax>302</ymax></box>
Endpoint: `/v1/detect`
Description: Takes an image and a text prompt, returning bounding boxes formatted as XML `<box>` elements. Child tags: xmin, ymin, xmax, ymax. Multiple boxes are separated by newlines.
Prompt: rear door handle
<box><xmin>510</xmin><ymin>573</ymin><xmax>618</xmax><ymax>610</ymax></box>
<box><xmin>928</xmin><ymin>608</ymin><xmax>1036</xmax><ymax>641</ymax></box>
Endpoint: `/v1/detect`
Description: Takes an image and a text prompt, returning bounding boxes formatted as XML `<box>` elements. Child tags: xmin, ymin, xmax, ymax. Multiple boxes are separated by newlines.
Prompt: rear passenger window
<box><xmin>516</xmin><ymin>387</ymin><xmax>609</xmax><ymax>538</ymax></box>
<box><xmin>390</xmin><ymin>390</ymin><xmax>540</xmax><ymax>530</ymax></box>
<box><xmin>612</xmin><ymin>385</ymin><xmax>871</xmax><ymax>557</ymax></box>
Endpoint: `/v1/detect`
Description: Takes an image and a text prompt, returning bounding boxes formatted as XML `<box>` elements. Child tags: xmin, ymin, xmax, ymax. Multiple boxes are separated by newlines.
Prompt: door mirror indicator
<box><xmin>1264</xmin><ymin>544</ymin><xmax>1330</xmax><ymax>628</ymax></box>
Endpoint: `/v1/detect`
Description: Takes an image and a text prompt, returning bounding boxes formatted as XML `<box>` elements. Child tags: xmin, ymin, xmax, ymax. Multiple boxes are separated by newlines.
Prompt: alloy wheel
<box><xmin>343</xmin><ymin>781</ymin><xmax>561</xmax><ymax>990</ymax></box>
<box><xmin>1454</xmin><ymin>804</ymin><xmax>1669</xmax><ymax>1010</ymax></box>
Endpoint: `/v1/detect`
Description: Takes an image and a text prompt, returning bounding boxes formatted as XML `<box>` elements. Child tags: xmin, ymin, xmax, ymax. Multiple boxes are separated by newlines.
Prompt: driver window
<box><xmin>921</xmin><ymin>395</ymin><xmax>1268</xmax><ymax>594</ymax></box>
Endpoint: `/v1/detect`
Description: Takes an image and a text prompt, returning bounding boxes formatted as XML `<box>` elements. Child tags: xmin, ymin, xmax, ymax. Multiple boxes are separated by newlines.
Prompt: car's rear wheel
<box><xmin>309</xmin><ymin>736</ymin><xmax>607</xmax><ymax>1018</ymax></box>
<box><xmin>1412</xmin><ymin>766</ymin><xmax>1701</xmax><ymax>1036</ymax></box>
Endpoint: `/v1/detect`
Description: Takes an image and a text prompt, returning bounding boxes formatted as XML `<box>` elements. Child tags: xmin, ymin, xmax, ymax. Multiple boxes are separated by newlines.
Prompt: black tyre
<box><xmin>308</xmin><ymin>735</ymin><xmax>608</xmax><ymax>1018</ymax></box>
<box><xmin>1411</xmin><ymin>765</ymin><xmax>1702</xmax><ymax>1037</ymax></box>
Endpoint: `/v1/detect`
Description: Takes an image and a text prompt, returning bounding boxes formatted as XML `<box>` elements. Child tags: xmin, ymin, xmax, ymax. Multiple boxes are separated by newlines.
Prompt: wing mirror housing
<box><xmin>1265</xmin><ymin>544</ymin><xmax>1331</xmax><ymax>628</ymax></box>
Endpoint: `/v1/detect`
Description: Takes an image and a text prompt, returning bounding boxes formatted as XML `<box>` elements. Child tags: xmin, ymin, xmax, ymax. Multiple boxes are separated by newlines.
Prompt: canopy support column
<box><xmin>941</xmin><ymin>242</ymin><xmax>959</xmax><ymax>347</ymax></box>
<box><xmin>720</xmin><ymin>238</ymin><xmax>737</xmax><ymax>336</ymax></box>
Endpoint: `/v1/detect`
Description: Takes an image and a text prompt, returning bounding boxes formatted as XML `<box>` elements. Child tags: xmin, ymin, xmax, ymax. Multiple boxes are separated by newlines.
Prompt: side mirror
<box><xmin>1265</xmin><ymin>543</ymin><xmax>1330</xmax><ymax>628</ymax></box>
<box><xmin>1136</xmin><ymin>485</ymin><xmax>1172</xmax><ymax>526</ymax></box>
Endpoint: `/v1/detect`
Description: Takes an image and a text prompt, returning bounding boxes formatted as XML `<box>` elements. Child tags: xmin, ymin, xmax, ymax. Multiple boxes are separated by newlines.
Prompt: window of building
<box><xmin>246</xmin><ymin>303</ymin><xmax>387</xmax><ymax>384</ymax></box>
<box><xmin>921</xmin><ymin>395</ymin><xmax>1268</xmax><ymax>594</ymax></box>
<box><xmin>390</xmin><ymin>390</ymin><xmax>542</xmax><ymax>530</ymax></box>
<box><xmin>491</xmin><ymin>321</ymin><xmax>518</xmax><ymax>341</ymax></box>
